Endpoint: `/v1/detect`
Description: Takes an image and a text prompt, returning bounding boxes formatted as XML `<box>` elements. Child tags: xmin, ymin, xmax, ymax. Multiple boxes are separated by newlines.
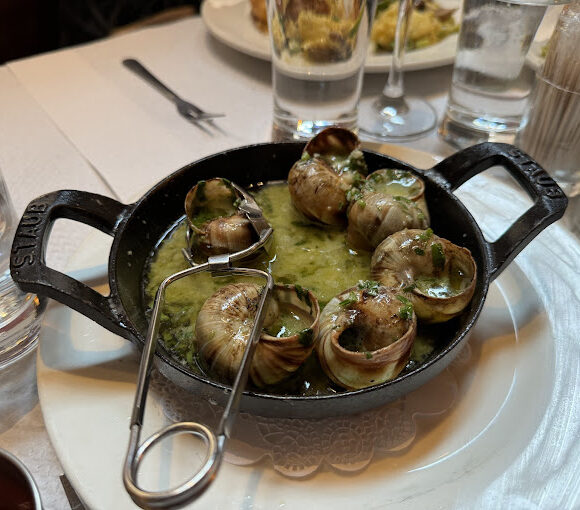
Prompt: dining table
<box><xmin>0</xmin><ymin>6</ymin><xmax>579</xmax><ymax>510</ymax></box>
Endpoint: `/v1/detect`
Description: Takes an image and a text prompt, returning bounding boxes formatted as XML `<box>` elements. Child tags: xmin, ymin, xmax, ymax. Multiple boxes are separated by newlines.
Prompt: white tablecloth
<box><xmin>0</xmin><ymin>14</ymin><xmax>578</xmax><ymax>510</ymax></box>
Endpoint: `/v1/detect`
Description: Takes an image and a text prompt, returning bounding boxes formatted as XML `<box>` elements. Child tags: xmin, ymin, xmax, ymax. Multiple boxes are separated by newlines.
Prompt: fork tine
<box><xmin>186</xmin><ymin>117</ymin><xmax>214</xmax><ymax>135</ymax></box>
<box><xmin>182</xmin><ymin>110</ymin><xmax>225</xmax><ymax>134</ymax></box>
<box><xmin>194</xmin><ymin>112</ymin><xmax>226</xmax><ymax>120</ymax></box>
<box><xmin>183</xmin><ymin>109</ymin><xmax>225</xmax><ymax>121</ymax></box>
<box><xmin>203</xmin><ymin>118</ymin><xmax>226</xmax><ymax>134</ymax></box>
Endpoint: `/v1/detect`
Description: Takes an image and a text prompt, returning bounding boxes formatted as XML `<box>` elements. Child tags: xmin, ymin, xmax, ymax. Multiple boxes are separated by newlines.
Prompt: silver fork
<box><xmin>122</xmin><ymin>58</ymin><xmax>224</xmax><ymax>134</ymax></box>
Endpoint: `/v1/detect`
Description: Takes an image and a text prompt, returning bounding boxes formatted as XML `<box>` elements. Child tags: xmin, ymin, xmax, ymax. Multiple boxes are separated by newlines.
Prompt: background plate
<box><xmin>201</xmin><ymin>0</ymin><xmax>459</xmax><ymax>73</ymax></box>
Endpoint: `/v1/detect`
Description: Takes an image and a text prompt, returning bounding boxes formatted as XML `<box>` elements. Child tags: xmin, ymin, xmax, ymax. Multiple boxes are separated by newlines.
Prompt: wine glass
<box><xmin>358</xmin><ymin>0</ymin><xmax>437</xmax><ymax>140</ymax></box>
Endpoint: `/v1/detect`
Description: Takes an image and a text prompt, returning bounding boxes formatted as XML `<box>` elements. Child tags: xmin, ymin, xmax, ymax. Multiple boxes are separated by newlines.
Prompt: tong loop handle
<box><xmin>123</xmin><ymin>421</ymin><xmax>224</xmax><ymax>509</ymax></box>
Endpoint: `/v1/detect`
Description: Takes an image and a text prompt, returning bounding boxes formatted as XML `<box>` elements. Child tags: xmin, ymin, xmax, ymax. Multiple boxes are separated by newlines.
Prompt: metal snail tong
<box><xmin>123</xmin><ymin>180</ymin><xmax>274</xmax><ymax>509</ymax></box>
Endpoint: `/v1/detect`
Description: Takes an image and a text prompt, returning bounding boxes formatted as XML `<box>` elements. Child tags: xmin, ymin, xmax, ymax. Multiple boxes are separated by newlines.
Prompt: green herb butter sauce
<box><xmin>367</xmin><ymin>169</ymin><xmax>422</xmax><ymax>197</ymax></box>
<box><xmin>265</xmin><ymin>304</ymin><xmax>312</xmax><ymax>338</ymax></box>
<box><xmin>144</xmin><ymin>182</ymin><xmax>452</xmax><ymax>395</ymax></box>
<box><xmin>414</xmin><ymin>275</ymin><xmax>461</xmax><ymax>298</ymax></box>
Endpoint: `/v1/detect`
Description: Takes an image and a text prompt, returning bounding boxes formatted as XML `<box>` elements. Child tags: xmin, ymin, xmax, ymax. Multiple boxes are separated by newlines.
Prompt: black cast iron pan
<box><xmin>10</xmin><ymin>142</ymin><xmax>567</xmax><ymax>418</ymax></box>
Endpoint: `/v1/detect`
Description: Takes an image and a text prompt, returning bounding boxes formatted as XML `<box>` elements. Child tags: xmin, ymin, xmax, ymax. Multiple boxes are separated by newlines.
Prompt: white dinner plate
<box><xmin>201</xmin><ymin>0</ymin><xmax>459</xmax><ymax>73</ymax></box>
<box><xmin>37</xmin><ymin>145</ymin><xmax>580</xmax><ymax>509</ymax></box>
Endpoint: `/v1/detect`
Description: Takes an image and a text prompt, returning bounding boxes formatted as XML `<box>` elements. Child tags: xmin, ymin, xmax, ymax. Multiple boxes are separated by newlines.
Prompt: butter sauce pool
<box><xmin>144</xmin><ymin>182</ymin><xmax>448</xmax><ymax>395</ymax></box>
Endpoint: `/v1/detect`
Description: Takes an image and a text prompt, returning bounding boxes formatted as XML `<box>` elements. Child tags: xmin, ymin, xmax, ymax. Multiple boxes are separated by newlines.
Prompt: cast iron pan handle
<box><xmin>428</xmin><ymin>142</ymin><xmax>568</xmax><ymax>280</ymax></box>
<box><xmin>10</xmin><ymin>190</ymin><xmax>133</xmax><ymax>340</ymax></box>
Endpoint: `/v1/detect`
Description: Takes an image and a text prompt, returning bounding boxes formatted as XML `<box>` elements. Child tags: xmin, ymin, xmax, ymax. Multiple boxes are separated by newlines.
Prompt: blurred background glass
<box><xmin>438</xmin><ymin>0</ymin><xmax>570</xmax><ymax>149</ymax></box>
<box><xmin>268</xmin><ymin>0</ymin><xmax>377</xmax><ymax>140</ymax></box>
<box><xmin>358</xmin><ymin>0</ymin><xmax>437</xmax><ymax>141</ymax></box>
<box><xmin>0</xmin><ymin>169</ymin><xmax>43</xmax><ymax>368</ymax></box>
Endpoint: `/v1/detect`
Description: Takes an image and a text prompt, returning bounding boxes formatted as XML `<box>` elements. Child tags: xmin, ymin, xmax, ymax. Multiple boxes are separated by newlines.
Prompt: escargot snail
<box><xmin>371</xmin><ymin>229</ymin><xmax>477</xmax><ymax>323</ymax></box>
<box><xmin>196</xmin><ymin>283</ymin><xmax>320</xmax><ymax>387</ymax></box>
<box><xmin>316</xmin><ymin>281</ymin><xmax>417</xmax><ymax>390</ymax></box>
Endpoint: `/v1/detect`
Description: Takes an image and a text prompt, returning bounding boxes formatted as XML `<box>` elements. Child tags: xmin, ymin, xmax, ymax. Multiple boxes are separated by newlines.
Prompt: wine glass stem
<box><xmin>382</xmin><ymin>0</ymin><xmax>413</xmax><ymax>100</ymax></box>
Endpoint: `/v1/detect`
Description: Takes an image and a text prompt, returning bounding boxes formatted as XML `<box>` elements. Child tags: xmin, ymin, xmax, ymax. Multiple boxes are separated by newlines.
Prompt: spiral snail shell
<box><xmin>184</xmin><ymin>177</ymin><xmax>255</xmax><ymax>259</ymax></box>
<box><xmin>346</xmin><ymin>194</ymin><xmax>429</xmax><ymax>252</ymax></box>
<box><xmin>371</xmin><ymin>229</ymin><xmax>477</xmax><ymax>323</ymax></box>
<box><xmin>362</xmin><ymin>168</ymin><xmax>430</xmax><ymax>222</ymax></box>
<box><xmin>288</xmin><ymin>127</ymin><xmax>368</xmax><ymax>225</ymax></box>
<box><xmin>196</xmin><ymin>283</ymin><xmax>320</xmax><ymax>388</ymax></box>
<box><xmin>288</xmin><ymin>158</ymin><xmax>349</xmax><ymax>226</ymax></box>
<box><xmin>316</xmin><ymin>281</ymin><xmax>417</xmax><ymax>390</ymax></box>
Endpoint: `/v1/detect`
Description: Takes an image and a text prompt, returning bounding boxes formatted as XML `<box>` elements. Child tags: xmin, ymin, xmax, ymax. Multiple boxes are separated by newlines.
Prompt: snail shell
<box><xmin>304</xmin><ymin>126</ymin><xmax>360</xmax><ymax>159</ymax></box>
<box><xmin>371</xmin><ymin>229</ymin><xmax>477</xmax><ymax>323</ymax></box>
<box><xmin>363</xmin><ymin>168</ymin><xmax>430</xmax><ymax>223</ymax></box>
<box><xmin>304</xmin><ymin>127</ymin><xmax>368</xmax><ymax>186</ymax></box>
<box><xmin>196</xmin><ymin>283</ymin><xmax>320</xmax><ymax>387</ymax></box>
<box><xmin>288</xmin><ymin>127</ymin><xmax>368</xmax><ymax>225</ymax></box>
<box><xmin>288</xmin><ymin>158</ymin><xmax>348</xmax><ymax>225</ymax></box>
<box><xmin>316</xmin><ymin>283</ymin><xmax>417</xmax><ymax>390</ymax></box>
<box><xmin>190</xmin><ymin>214</ymin><xmax>254</xmax><ymax>257</ymax></box>
<box><xmin>184</xmin><ymin>178</ymin><xmax>254</xmax><ymax>258</ymax></box>
<box><xmin>346</xmin><ymin>194</ymin><xmax>429</xmax><ymax>251</ymax></box>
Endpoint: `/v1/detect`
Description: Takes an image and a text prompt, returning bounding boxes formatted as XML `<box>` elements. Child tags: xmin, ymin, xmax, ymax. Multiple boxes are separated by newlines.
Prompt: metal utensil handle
<box><xmin>123</xmin><ymin>58</ymin><xmax>183</xmax><ymax>106</ymax></box>
<box><xmin>124</xmin><ymin>421</ymin><xmax>223</xmax><ymax>510</ymax></box>
<box><xmin>429</xmin><ymin>142</ymin><xmax>568</xmax><ymax>280</ymax></box>
<box><xmin>123</xmin><ymin>263</ymin><xmax>274</xmax><ymax>508</ymax></box>
<box><xmin>124</xmin><ymin>186</ymin><xmax>274</xmax><ymax>508</ymax></box>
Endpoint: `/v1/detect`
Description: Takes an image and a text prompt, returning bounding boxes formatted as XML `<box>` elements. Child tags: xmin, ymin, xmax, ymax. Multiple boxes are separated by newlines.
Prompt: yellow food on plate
<box><xmin>250</xmin><ymin>0</ymin><xmax>458</xmax><ymax>53</ymax></box>
<box><xmin>371</xmin><ymin>0</ymin><xmax>458</xmax><ymax>51</ymax></box>
<box><xmin>269</xmin><ymin>0</ymin><xmax>362</xmax><ymax>63</ymax></box>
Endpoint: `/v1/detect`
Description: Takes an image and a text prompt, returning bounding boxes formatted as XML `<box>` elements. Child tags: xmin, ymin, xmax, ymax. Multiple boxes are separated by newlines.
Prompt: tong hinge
<box><xmin>207</xmin><ymin>253</ymin><xmax>232</xmax><ymax>273</ymax></box>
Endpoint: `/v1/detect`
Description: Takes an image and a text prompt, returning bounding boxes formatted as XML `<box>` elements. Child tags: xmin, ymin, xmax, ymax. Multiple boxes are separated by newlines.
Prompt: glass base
<box><xmin>358</xmin><ymin>96</ymin><xmax>437</xmax><ymax>142</ymax></box>
<box><xmin>0</xmin><ymin>270</ymin><xmax>42</xmax><ymax>368</ymax></box>
<box><xmin>439</xmin><ymin>112</ymin><xmax>517</xmax><ymax>150</ymax></box>
<box><xmin>271</xmin><ymin>117</ymin><xmax>358</xmax><ymax>142</ymax></box>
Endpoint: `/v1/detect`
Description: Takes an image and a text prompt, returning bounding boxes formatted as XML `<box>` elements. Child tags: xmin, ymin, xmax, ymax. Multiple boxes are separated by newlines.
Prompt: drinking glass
<box><xmin>268</xmin><ymin>0</ymin><xmax>377</xmax><ymax>141</ymax></box>
<box><xmin>358</xmin><ymin>0</ymin><xmax>437</xmax><ymax>140</ymax></box>
<box><xmin>0</xmin><ymin>170</ymin><xmax>43</xmax><ymax>368</ymax></box>
<box><xmin>438</xmin><ymin>0</ymin><xmax>567</xmax><ymax>149</ymax></box>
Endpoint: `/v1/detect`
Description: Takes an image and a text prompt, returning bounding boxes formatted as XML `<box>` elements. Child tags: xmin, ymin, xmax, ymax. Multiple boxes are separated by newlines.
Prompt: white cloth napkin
<box><xmin>7</xmin><ymin>17</ymin><xmax>273</xmax><ymax>204</ymax></box>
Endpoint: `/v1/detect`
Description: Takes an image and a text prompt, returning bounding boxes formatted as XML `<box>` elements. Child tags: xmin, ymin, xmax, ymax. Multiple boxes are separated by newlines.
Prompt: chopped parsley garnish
<box><xmin>418</xmin><ymin>228</ymin><xmax>433</xmax><ymax>241</ymax></box>
<box><xmin>346</xmin><ymin>187</ymin><xmax>363</xmax><ymax>203</ymax></box>
<box><xmin>339</xmin><ymin>291</ymin><xmax>359</xmax><ymax>308</ymax></box>
<box><xmin>350</xmin><ymin>170</ymin><xmax>365</xmax><ymax>186</ymax></box>
<box><xmin>294</xmin><ymin>284</ymin><xmax>312</xmax><ymax>306</ymax></box>
<box><xmin>396</xmin><ymin>295</ymin><xmax>414</xmax><ymax>320</ymax></box>
<box><xmin>396</xmin><ymin>295</ymin><xmax>411</xmax><ymax>305</ymax></box>
<box><xmin>195</xmin><ymin>180</ymin><xmax>206</xmax><ymax>201</ymax></box>
<box><xmin>357</xmin><ymin>280</ymin><xmax>380</xmax><ymax>296</ymax></box>
<box><xmin>413</xmin><ymin>247</ymin><xmax>425</xmax><ymax>256</ymax></box>
<box><xmin>431</xmin><ymin>243</ymin><xmax>446</xmax><ymax>270</ymax></box>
